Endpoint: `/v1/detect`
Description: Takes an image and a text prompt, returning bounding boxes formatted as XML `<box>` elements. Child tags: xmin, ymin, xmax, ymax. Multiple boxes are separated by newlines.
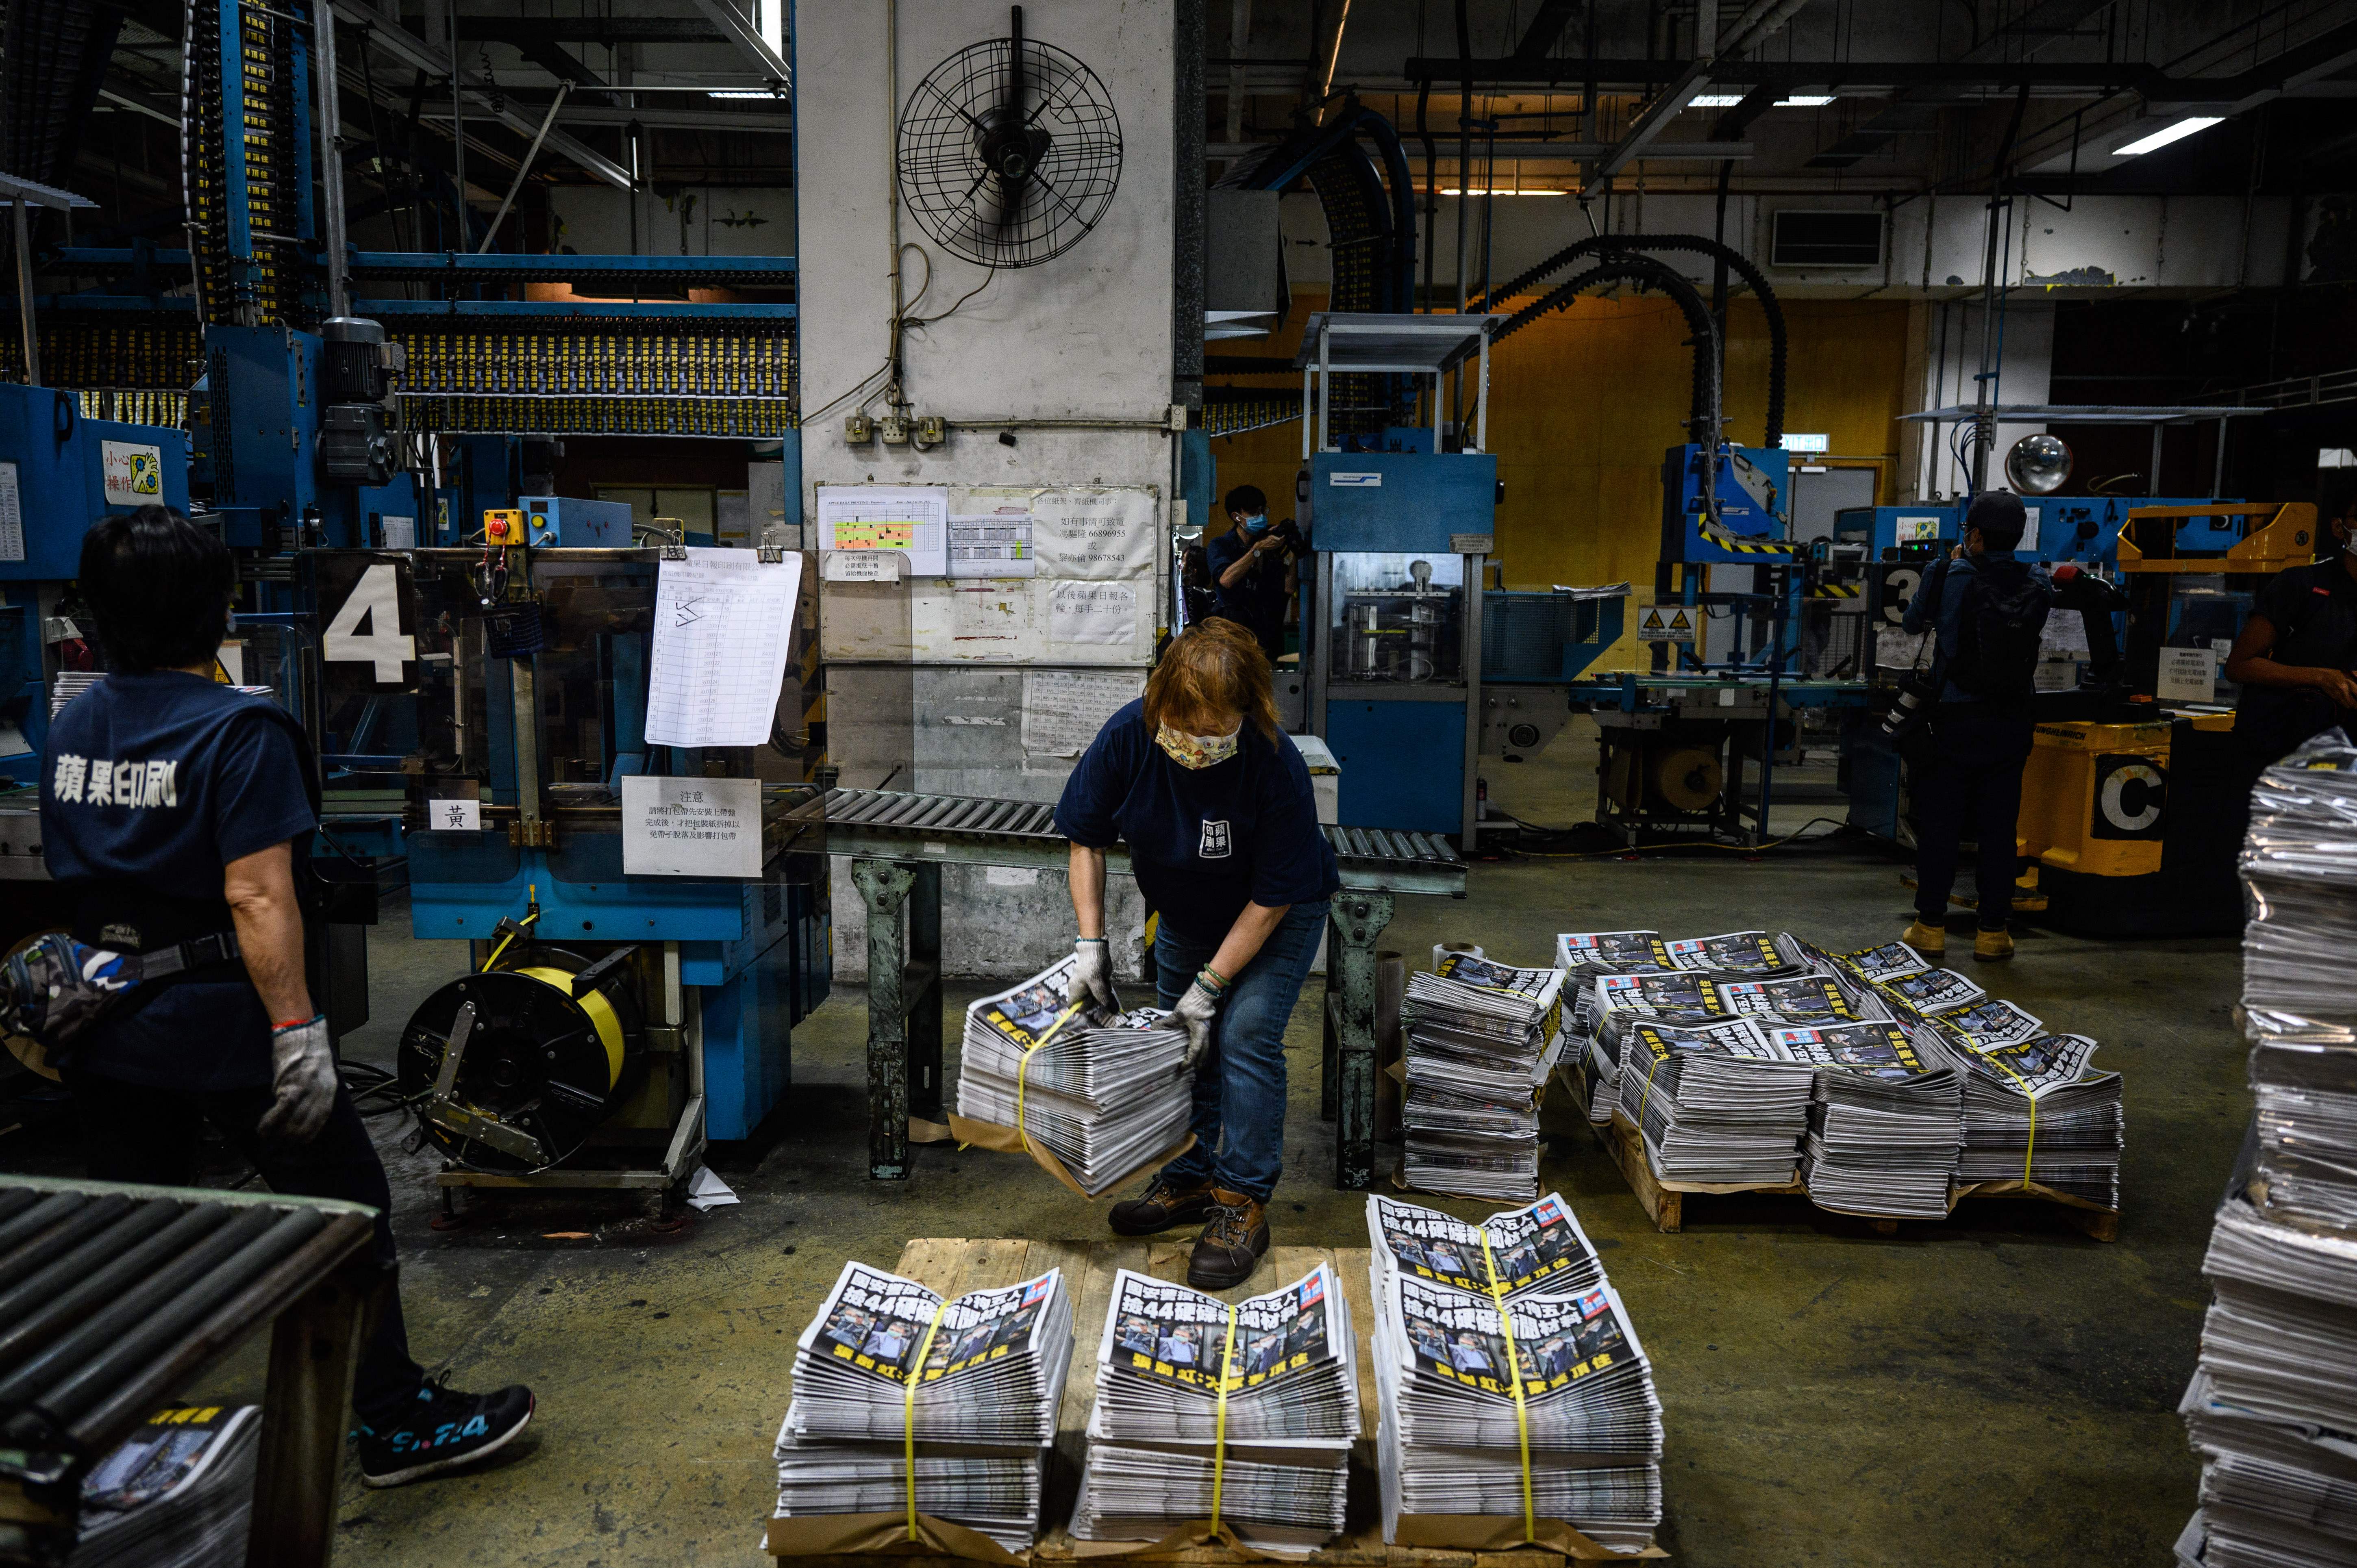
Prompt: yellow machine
<box><xmin>2009</xmin><ymin>502</ymin><xmax>2313</xmax><ymax>935</ymax></box>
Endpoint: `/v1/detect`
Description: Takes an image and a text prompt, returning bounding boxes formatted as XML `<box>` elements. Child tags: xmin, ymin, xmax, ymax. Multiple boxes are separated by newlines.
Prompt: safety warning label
<box><xmin>1637</xmin><ymin>602</ymin><xmax>1698</xmax><ymax>643</ymax></box>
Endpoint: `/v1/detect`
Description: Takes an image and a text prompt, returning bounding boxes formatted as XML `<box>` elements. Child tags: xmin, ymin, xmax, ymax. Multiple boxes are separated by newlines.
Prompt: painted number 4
<box><xmin>324</xmin><ymin>562</ymin><xmax>415</xmax><ymax>683</ymax></box>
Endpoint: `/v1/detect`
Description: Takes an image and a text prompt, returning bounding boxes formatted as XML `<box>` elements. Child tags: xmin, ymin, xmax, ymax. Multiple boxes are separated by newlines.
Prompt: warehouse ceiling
<box><xmin>59</xmin><ymin>0</ymin><xmax>2357</xmax><ymax>247</ymax></box>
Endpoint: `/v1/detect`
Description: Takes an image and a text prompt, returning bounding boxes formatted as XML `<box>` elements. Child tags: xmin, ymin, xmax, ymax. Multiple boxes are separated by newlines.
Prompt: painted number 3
<box><xmin>324</xmin><ymin>562</ymin><xmax>415</xmax><ymax>683</ymax></box>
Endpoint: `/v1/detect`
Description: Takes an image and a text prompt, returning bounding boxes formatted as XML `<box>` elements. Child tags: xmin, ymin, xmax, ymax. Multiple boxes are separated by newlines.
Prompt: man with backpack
<box><xmin>1898</xmin><ymin>491</ymin><xmax>2052</xmax><ymax>962</ymax></box>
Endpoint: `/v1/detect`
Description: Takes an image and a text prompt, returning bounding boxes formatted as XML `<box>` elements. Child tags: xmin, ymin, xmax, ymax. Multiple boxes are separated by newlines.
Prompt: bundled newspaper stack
<box><xmin>1556</xmin><ymin>934</ymin><xmax>1676</xmax><ymax>1127</ymax></box>
<box><xmin>1365</xmin><ymin>1195</ymin><xmax>1662</xmax><ymax>1555</ymax></box>
<box><xmin>774</xmin><ymin>1262</ymin><xmax>1074</xmax><ymax>1553</ymax></box>
<box><xmin>67</xmin><ymin>1407</ymin><xmax>259</xmax><ymax>1568</ymax></box>
<box><xmin>1399</xmin><ymin>955</ymin><xmax>1566</xmax><ymax>1201</ymax></box>
<box><xmin>1072</xmin><ymin>1264</ymin><xmax>1357</xmax><ymax>1551</ymax></box>
<box><xmin>1776</xmin><ymin>1021</ymin><xmax>1963</xmax><ymax>1218</ymax></box>
<box><xmin>954</xmin><ymin>954</ymin><xmax>1193</xmax><ymax>1196</ymax></box>
<box><xmin>1917</xmin><ymin>1025</ymin><xmax>2125</xmax><ymax>1207</ymax></box>
<box><xmin>1615</xmin><ymin>1017</ymin><xmax>1819</xmax><ymax>1184</ymax></box>
<box><xmin>2177</xmin><ymin>730</ymin><xmax>2357</xmax><ymax>1566</ymax></box>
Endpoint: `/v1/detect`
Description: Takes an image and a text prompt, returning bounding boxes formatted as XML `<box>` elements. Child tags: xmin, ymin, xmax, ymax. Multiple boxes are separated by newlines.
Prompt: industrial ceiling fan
<box><xmin>897</xmin><ymin>6</ymin><xmax>1123</xmax><ymax>269</ymax></box>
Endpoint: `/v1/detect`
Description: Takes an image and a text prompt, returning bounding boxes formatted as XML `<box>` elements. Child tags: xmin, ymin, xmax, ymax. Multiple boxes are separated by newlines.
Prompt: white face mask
<box><xmin>1155</xmin><ymin>723</ymin><xmax>1241</xmax><ymax>769</ymax></box>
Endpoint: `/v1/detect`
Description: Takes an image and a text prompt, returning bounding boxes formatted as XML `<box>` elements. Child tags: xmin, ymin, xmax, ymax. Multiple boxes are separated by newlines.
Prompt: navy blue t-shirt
<box><xmin>41</xmin><ymin>672</ymin><xmax>317</xmax><ymax>1090</ymax></box>
<box><xmin>1055</xmin><ymin>700</ymin><xmax>1339</xmax><ymax>944</ymax></box>
<box><xmin>1204</xmin><ymin>529</ymin><xmax>1289</xmax><ymax>643</ymax></box>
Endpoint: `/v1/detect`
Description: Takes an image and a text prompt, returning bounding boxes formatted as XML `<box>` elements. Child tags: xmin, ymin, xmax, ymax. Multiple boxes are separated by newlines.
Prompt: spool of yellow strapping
<box><xmin>1013</xmin><ymin>1000</ymin><xmax>1088</xmax><ymax>1154</ymax></box>
<box><xmin>1478</xmin><ymin>1234</ymin><xmax>1536</xmax><ymax>1544</ymax></box>
<box><xmin>904</xmin><ymin>1301</ymin><xmax>951</xmax><ymax>1540</ymax></box>
<box><xmin>1209</xmin><ymin>1304</ymin><xmax>1238</xmax><ymax>1529</ymax></box>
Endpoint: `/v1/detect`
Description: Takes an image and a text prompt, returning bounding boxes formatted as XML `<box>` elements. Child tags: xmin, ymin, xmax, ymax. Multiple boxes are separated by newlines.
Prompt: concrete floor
<box><xmin>1</xmin><ymin>723</ymin><xmax>2244</xmax><ymax>1566</ymax></box>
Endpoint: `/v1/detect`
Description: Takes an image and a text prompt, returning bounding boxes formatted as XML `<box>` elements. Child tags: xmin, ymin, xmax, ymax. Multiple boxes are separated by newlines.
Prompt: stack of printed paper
<box><xmin>1365</xmin><ymin>1196</ymin><xmax>1661</xmax><ymax>1555</ymax></box>
<box><xmin>1615</xmin><ymin>1016</ymin><xmax>1818</xmax><ymax>1184</ymax></box>
<box><xmin>1776</xmin><ymin>1021</ymin><xmax>1963</xmax><ymax>1218</ymax></box>
<box><xmin>1072</xmin><ymin>1264</ymin><xmax>1356</xmax><ymax>1551</ymax></box>
<box><xmin>955</xmin><ymin>954</ymin><xmax>1192</xmax><ymax>1195</ymax></box>
<box><xmin>1400</xmin><ymin>955</ymin><xmax>1566</xmax><ymax>1202</ymax></box>
<box><xmin>68</xmin><ymin>1407</ymin><xmax>261</xmax><ymax>1568</ymax></box>
<box><xmin>1917</xmin><ymin>1027</ymin><xmax>2124</xmax><ymax>1206</ymax></box>
<box><xmin>774</xmin><ymin>1262</ymin><xmax>1073</xmax><ymax>1552</ymax></box>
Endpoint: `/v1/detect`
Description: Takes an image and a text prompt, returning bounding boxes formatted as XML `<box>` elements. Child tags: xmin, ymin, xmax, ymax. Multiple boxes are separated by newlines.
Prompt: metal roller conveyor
<box><xmin>796</xmin><ymin>787</ymin><xmax>1466</xmax><ymax>897</ymax></box>
<box><xmin>822</xmin><ymin>782</ymin><xmax>1468</xmax><ymax>1194</ymax></box>
<box><xmin>0</xmin><ymin>1177</ymin><xmax>379</xmax><ymax>1566</ymax></box>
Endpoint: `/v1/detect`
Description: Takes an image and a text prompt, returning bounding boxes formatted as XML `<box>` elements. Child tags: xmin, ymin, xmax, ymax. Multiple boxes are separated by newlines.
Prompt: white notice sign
<box><xmin>815</xmin><ymin>484</ymin><xmax>950</xmax><ymax>576</ymax></box>
<box><xmin>1048</xmin><ymin>581</ymin><xmax>1138</xmax><ymax>646</ymax></box>
<box><xmin>380</xmin><ymin>515</ymin><xmax>417</xmax><ymax>549</ymax></box>
<box><xmin>822</xmin><ymin>550</ymin><xmax>903</xmax><ymax>582</ymax></box>
<box><xmin>948</xmin><ymin>510</ymin><xmax>1037</xmax><ymax>577</ymax></box>
<box><xmin>2156</xmin><ymin>646</ymin><xmax>2218</xmax><ymax>704</ymax></box>
<box><xmin>622</xmin><ymin>775</ymin><xmax>764</xmax><ymax>878</ymax></box>
<box><xmin>1022</xmin><ymin>669</ymin><xmax>1143</xmax><ymax>757</ymax></box>
<box><xmin>1031</xmin><ymin>488</ymin><xmax>1156</xmax><ymax>578</ymax></box>
<box><xmin>645</xmin><ymin>548</ymin><xmax>802</xmax><ymax>747</ymax></box>
<box><xmin>428</xmin><ymin>797</ymin><xmax>481</xmax><ymax>832</ymax></box>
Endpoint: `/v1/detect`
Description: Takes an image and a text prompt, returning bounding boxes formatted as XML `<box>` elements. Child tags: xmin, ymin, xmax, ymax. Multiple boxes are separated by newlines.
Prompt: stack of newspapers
<box><xmin>2179</xmin><ymin>730</ymin><xmax>2357</xmax><ymax>1566</ymax></box>
<box><xmin>1399</xmin><ymin>955</ymin><xmax>1566</xmax><ymax>1201</ymax></box>
<box><xmin>1776</xmin><ymin>1020</ymin><xmax>1963</xmax><ymax>1218</ymax></box>
<box><xmin>1919</xmin><ymin>1026</ymin><xmax>2124</xmax><ymax>1207</ymax></box>
<box><xmin>775</xmin><ymin>1262</ymin><xmax>1073</xmax><ymax>1552</ymax></box>
<box><xmin>1366</xmin><ymin>1194</ymin><xmax>1661</xmax><ymax>1554</ymax></box>
<box><xmin>1556</xmin><ymin>934</ymin><xmax>1676</xmax><ymax>1128</ymax></box>
<box><xmin>1072</xmin><ymin>1264</ymin><xmax>1356</xmax><ymax>1551</ymax></box>
<box><xmin>68</xmin><ymin>1407</ymin><xmax>260</xmax><ymax>1568</ymax></box>
<box><xmin>956</xmin><ymin>954</ymin><xmax>1193</xmax><ymax>1195</ymax></box>
<box><xmin>1614</xmin><ymin>1016</ymin><xmax>1818</xmax><ymax>1184</ymax></box>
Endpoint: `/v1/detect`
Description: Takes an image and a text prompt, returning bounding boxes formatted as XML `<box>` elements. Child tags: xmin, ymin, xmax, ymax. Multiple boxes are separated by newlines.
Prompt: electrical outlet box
<box><xmin>483</xmin><ymin>508</ymin><xmax>525</xmax><ymax>543</ymax></box>
<box><xmin>844</xmin><ymin>413</ymin><xmax>874</xmax><ymax>444</ymax></box>
<box><xmin>879</xmin><ymin>415</ymin><xmax>911</xmax><ymax>445</ymax></box>
<box><xmin>915</xmin><ymin>415</ymin><xmax>946</xmax><ymax>447</ymax></box>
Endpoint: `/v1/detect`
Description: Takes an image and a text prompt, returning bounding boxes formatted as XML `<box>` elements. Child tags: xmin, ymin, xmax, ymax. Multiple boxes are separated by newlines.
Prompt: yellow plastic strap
<box><xmin>1633</xmin><ymin>1042</ymin><xmax>1671</xmax><ymax>1130</ymax></box>
<box><xmin>1014</xmin><ymin>1000</ymin><xmax>1087</xmax><ymax>1154</ymax></box>
<box><xmin>1478</xmin><ymin>1233</ymin><xmax>1535</xmax><ymax>1544</ymax></box>
<box><xmin>1209</xmin><ymin>1304</ymin><xmax>1238</xmax><ymax>1529</ymax></box>
<box><xmin>904</xmin><ymin>1300</ymin><xmax>952</xmax><ymax>1540</ymax></box>
<box><xmin>1976</xmin><ymin>1046</ymin><xmax>2038</xmax><ymax>1190</ymax></box>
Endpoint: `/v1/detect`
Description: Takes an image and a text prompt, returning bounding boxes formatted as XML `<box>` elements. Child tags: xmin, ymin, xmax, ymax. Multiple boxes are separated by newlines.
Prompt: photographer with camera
<box><xmin>1897</xmin><ymin>491</ymin><xmax>2052</xmax><ymax>964</ymax></box>
<box><xmin>1203</xmin><ymin>484</ymin><xmax>1300</xmax><ymax>662</ymax></box>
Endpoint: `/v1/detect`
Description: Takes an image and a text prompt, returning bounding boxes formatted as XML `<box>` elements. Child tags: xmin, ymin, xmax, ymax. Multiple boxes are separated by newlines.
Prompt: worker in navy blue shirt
<box><xmin>1055</xmin><ymin>618</ymin><xmax>1337</xmax><ymax>1288</ymax></box>
<box><xmin>1201</xmin><ymin>484</ymin><xmax>1296</xmax><ymax>662</ymax></box>
<box><xmin>1898</xmin><ymin>490</ymin><xmax>2051</xmax><ymax>964</ymax></box>
<box><xmin>40</xmin><ymin>507</ymin><xmax>533</xmax><ymax>1488</ymax></box>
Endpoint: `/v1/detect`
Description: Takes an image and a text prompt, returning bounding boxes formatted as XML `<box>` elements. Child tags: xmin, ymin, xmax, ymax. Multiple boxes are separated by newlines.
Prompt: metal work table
<box><xmin>0</xmin><ymin>1177</ymin><xmax>381</xmax><ymax>1568</ymax></box>
<box><xmin>782</xmin><ymin>787</ymin><xmax>1467</xmax><ymax>1190</ymax></box>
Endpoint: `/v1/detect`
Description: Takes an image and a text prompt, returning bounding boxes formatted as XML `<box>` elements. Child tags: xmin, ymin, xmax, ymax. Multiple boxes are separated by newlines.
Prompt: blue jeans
<box><xmin>1152</xmin><ymin>900</ymin><xmax>1329</xmax><ymax>1202</ymax></box>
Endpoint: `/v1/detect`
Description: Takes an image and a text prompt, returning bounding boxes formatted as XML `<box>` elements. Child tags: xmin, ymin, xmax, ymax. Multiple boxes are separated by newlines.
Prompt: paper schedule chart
<box><xmin>645</xmin><ymin>548</ymin><xmax>805</xmax><ymax>747</ymax></box>
<box><xmin>815</xmin><ymin>484</ymin><xmax>950</xmax><ymax>576</ymax></box>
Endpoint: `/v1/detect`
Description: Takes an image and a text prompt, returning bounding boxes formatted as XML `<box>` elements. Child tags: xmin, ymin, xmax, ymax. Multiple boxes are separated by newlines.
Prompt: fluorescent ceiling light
<box><xmin>2111</xmin><ymin>116</ymin><xmax>2223</xmax><ymax>157</ymax></box>
<box><xmin>1776</xmin><ymin>94</ymin><xmax>1836</xmax><ymax>107</ymax></box>
<box><xmin>1689</xmin><ymin>93</ymin><xmax>1746</xmax><ymax>107</ymax></box>
<box><xmin>709</xmin><ymin>89</ymin><xmax>787</xmax><ymax>100</ymax></box>
<box><xmin>1428</xmin><ymin>188</ymin><xmax>1567</xmax><ymax>197</ymax></box>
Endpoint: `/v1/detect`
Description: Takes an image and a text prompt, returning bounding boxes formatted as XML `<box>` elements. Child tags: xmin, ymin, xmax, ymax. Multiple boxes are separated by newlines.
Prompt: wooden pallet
<box><xmin>1597</xmin><ymin>1111</ymin><xmax>2119</xmax><ymax>1242</ymax></box>
<box><xmin>772</xmin><ymin>1237</ymin><xmax>1654</xmax><ymax>1566</ymax></box>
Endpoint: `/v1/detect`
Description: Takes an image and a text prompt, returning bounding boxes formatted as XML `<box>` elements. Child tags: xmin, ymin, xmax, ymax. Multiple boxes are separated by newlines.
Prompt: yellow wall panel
<box><xmin>1203</xmin><ymin>291</ymin><xmax>1915</xmax><ymax>671</ymax></box>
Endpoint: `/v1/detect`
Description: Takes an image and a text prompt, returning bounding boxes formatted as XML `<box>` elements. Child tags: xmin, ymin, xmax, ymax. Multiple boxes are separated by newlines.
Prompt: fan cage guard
<box><xmin>897</xmin><ymin>35</ymin><xmax>1123</xmax><ymax>270</ymax></box>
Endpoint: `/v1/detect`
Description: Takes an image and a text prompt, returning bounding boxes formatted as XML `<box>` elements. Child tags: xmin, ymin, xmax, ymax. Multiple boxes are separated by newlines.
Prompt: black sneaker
<box><xmin>357</xmin><ymin>1377</ymin><xmax>535</xmax><ymax>1488</ymax></box>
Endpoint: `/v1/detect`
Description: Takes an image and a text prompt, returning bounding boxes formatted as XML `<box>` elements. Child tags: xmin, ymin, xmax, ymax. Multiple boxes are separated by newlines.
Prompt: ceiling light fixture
<box><xmin>709</xmin><ymin>89</ymin><xmax>788</xmax><ymax>100</ymax></box>
<box><xmin>2111</xmin><ymin>116</ymin><xmax>2224</xmax><ymax>157</ymax></box>
<box><xmin>1427</xmin><ymin>188</ymin><xmax>1568</xmax><ymax>197</ymax></box>
<box><xmin>1689</xmin><ymin>93</ymin><xmax>1746</xmax><ymax>107</ymax></box>
<box><xmin>1776</xmin><ymin>94</ymin><xmax>1836</xmax><ymax>107</ymax></box>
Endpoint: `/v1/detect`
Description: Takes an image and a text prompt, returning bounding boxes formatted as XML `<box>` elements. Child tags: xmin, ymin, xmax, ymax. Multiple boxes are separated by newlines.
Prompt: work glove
<box><xmin>257</xmin><ymin>1016</ymin><xmax>338</xmax><ymax>1145</ymax></box>
<box><xmin>1071</xmin><ymin>938</ymin><xmax>1121</xmax><ymax>1016</ymax></box>
<box><xmin>1164</xmin><ymin>974</ymin><xmax>1222</xmax><ymax>1072</ymax></box>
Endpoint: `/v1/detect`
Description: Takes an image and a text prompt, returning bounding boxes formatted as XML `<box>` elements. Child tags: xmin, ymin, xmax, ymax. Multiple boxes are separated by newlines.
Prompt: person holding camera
<box><xmin>1203</xmin><ymin>484</ymin><xmax>1298</xmax><ymax>662</ymax></box>
<box><xmin>1898</xmin><ymin>491</ymin><xmax>2052</xmax><ymax>963</ymax></box>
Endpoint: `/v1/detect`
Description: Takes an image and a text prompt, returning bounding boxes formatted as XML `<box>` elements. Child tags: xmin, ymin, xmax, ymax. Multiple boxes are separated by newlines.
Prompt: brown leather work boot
<box><xmin>1187</xmin><ymin>1188</ymin><xmax>1271</xmax><ymax>1290</ymax></box>
<box><xmin>1108</xmin><ymin>1172</ymin><xmax>1217</xmax><ymax>1237</ymax></box>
